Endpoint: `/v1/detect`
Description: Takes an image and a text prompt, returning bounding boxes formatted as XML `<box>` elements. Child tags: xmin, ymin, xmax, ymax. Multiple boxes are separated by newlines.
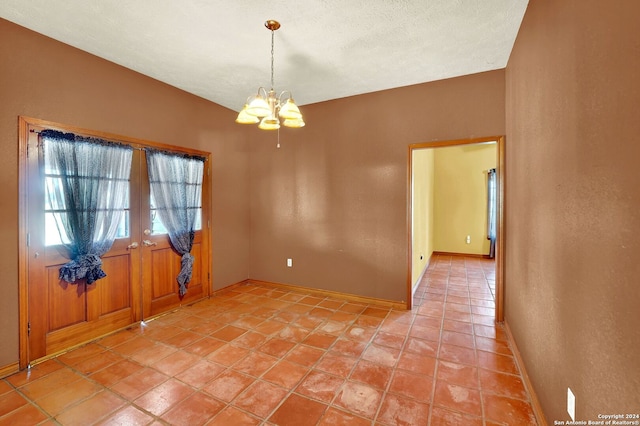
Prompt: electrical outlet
<box><xmin>466</xmin><ymin>235</ymin><xmax>471</xmax><ymax>244</ymax></box>
<box><xmin>287</xmin><ymin>258</ymin><xmax>292</xmax><ymax>267</ymax></box>
<box><xmin>567</xmin><ymin>387</ymin><xmax>575</xmax><ymax>421</ymax></box>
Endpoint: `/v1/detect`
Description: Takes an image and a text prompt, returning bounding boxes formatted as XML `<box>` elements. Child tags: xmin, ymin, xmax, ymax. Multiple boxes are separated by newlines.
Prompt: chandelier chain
<box><xmin>270</xmin><ymin>29</ymin><xmax>275</xmax><ymax>90</ymax></box>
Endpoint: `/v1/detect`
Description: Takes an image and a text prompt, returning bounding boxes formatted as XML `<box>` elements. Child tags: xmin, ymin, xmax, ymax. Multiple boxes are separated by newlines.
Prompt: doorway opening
<box><xmin>406</xmin><ymin>136</ymin><xmax>505</xmax><ymax>322</ymax></box>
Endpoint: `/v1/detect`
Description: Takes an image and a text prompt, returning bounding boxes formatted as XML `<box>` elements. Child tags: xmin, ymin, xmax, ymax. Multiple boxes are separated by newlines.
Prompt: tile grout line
<box><xmin>466</xmin><ymin>257</ymin><xmax>490</xmax><ymax>426</ymax></box>
<box><xmin>426</xmin><ymin>255</ymin><xmax>451</xmax><ymax>426</ymax></box>
<box><xmin>370</xmin><ymin>298</ymin><xmax>420</xmax><ymax>424</ymax></box>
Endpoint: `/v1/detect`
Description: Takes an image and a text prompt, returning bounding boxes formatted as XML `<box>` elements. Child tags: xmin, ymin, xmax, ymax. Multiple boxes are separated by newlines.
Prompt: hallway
<box><xmin>0</xmin><ymin>255</ymin><xmax>537</xmax><ymax>425</ymax></box>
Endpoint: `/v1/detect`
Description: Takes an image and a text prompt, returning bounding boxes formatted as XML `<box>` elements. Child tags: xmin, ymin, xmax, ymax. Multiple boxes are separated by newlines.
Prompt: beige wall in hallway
<box><xmin>433</xmin><ymin>143</ymin><xmax>497</xmax><ymax>255</ymax></box>
<box><xmin>411</xmin><ymin>148</ymin><xmax>435</xmax><ymax>287</ymax></box>
<box><xmin>505</xmin><ymin>0</ymin><xmax>640</xmax><ymax>420</ymax></box>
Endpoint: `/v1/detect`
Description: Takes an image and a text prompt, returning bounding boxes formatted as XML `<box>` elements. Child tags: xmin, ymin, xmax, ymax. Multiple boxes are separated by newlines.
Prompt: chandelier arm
<box><xmin>278</xmin><ymin>90</ymin><xmax>293</xmax><ymax>103</ymax></box>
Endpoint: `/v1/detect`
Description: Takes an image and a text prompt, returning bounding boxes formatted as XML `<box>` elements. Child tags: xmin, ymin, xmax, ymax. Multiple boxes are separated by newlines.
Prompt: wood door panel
<box><xmin>151</xmin><ymin>248</ymin><xmax>176</xmax><ymax>299</ymax></box>
<box><xmin>99</xmin><ymin>255</ymin><xmax>131</xmax><ymax>315</ymax></box>
<box><xmin>191</xmin><ymin>243</ymin><xmax>202</xmax><ymax>286</ymax></box>
<box><xmin>43</xmin><ymin>257</ymin><xmax>136</xmax><ymax>355</ymax></box>
<box><xmin>46</xmin><ymin>309</ymin><xmax>132</xmax><ymax>355</ymax></box>
<box><xmin>181</xmin><ymin>284</ymin><xmax>203</xmax><ymax>303</ymax></box>
<box><xmin>144</xmin><ymin>237</ymin><xmax>206</xmax><ymax>318</ymax></box>
<box><xmin>175</xmin><ymin>240</ymin><xmax>204</xmax><ymax>305</ymax></box>
<box><xmin>47</xmin><ymin>266</ymin><xmax>86</xmax><ymax>332</ymax></box>
<box><xmin>45</xmin><ymin>253</ymin><xmax>133</xmax><ymax>333</ymax></box>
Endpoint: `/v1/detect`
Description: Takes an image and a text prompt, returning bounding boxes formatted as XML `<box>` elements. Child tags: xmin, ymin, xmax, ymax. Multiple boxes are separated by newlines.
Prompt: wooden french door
<box><xmin>139</xmin><ymin>157</ymin><xmax>208</xmax><ymax>318</ymax></box>
<box><xmin>21</xmin><ymin>117</ymin><xmax>210</xmax><ymax>365</ymax></box>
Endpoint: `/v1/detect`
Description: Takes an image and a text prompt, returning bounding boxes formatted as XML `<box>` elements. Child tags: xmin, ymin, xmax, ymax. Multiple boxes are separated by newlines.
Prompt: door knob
<box><xmin>142</xmin><ymin>239</ymin><xmax>157</xmax><ymax>247</ymax></box>
<box><xmin>143</xmin><ymin>229</ymin><xmax>152</xmax><ymax>236</ymax></box>
<box><xmin>127</xmin><ymin>242</ymin><xmax>139</xmax><ymax>249</ymax></box>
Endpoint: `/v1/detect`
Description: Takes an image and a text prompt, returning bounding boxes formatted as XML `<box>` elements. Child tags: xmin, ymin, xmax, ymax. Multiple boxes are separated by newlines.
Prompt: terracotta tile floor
<box><xmin>0</xmin><ymin>255</ymin><xmax>538</xmax><ymax>425</ymax></box>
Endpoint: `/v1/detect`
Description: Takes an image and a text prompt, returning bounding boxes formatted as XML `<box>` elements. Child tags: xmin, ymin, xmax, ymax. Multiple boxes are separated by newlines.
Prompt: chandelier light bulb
<box><xmin>235</xmin><ymin>104</ymin><xmax>260</xmax><ymax>124</ymax></box>
<box><xmin>283</xmin><ymin>118</ymin><xmax>305</xmax><ymax>128</ymax></box>
<box><xmin>279</xmin><ymin>98</ymin><xmax>302</xmax><ymax>120</ymax></box>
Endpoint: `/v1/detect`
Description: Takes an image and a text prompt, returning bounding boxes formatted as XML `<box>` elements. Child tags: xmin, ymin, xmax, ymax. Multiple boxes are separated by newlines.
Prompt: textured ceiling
<box><xmin>0</xmin><ymin>0</ymin><xmax>528</xmax><ymax>111</ymax></box>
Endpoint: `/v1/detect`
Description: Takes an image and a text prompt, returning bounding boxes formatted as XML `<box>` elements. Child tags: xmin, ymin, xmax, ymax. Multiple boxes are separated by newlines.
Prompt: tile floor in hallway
<box><xmin>0</xmin><ymin>255</ymin><xmax>538</xmax><ymax>425</ymax></box>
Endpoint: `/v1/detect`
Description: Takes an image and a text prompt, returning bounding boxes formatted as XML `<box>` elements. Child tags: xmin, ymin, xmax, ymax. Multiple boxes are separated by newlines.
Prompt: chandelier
<box><xmin>235</xmin><ymin>20</ymin><xmax>305</xmax><ymax>130</ymax></box>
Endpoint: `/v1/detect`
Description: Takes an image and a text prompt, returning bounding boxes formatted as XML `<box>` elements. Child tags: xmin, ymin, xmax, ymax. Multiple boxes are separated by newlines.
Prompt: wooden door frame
<box><xmin>17</xmin><ymin>116</ymin><xmax>213</xmax><ymax>369</ymax></box>
<box><xmin>406</xmin><ymin>136</ymin><xmax>505</xmax><ymax>322</ymax></box>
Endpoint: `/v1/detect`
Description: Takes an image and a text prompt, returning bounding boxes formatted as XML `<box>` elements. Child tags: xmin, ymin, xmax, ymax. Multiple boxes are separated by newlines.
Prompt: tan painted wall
<box><xmin>411</xmin><ymin>149</ymin><xmax>435</xmax><ymax>286</ymax></box>
<box><xmin>248</xmin><ymin>71</ymin><xmax>506</xmax><ymax>303</ymax></box>
<box><xmin>433</xmin><ymin>143</ymin><xmax>496</xmax><ymax>255</ymax></box>
<box><xmin>0</xmin><ymin>19</ymin><xmax>251</xmax><ymax>368</ymax></box>
<box><xmin>506</xmin><ymin>0</ymin><xmax>640</xmax><ymax>421</ymax></box>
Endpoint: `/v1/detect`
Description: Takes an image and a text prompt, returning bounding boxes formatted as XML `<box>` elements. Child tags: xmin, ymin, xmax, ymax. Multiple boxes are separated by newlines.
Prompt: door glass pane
<box><xmin>150</xmin><ymin>193</ymin><xmax>202</xmax><ymax>235</ymax></box>
<box><xmin>44</xmin><ymin>156</ymin><xmax>130</xmax><ymax>246</ymax></box>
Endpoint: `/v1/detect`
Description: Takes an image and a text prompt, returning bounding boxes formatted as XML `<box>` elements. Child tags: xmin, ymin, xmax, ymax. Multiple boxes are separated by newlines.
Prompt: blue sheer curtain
<box><xmin>487</xmin><ymin>168</ymin><xmax>497</xmax><ymax>259</ymax></box>
<box><xmin>145</xmin><ymin>148</ymin><xmax>205</xmax><ymax>296</ymax></box>
<box><xmin>42</xmin><ymin>130</ymin><xmax>133</xmax><ymax>284</ymax></box>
